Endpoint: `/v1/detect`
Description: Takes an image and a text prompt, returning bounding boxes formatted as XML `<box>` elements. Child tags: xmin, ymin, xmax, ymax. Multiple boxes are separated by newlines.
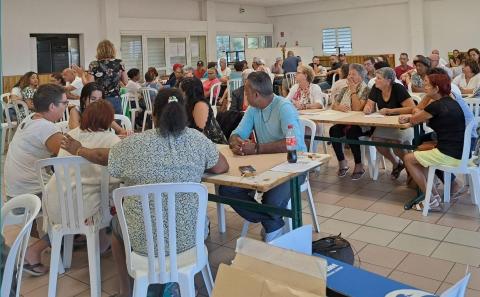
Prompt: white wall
<box><xmin>2</xmin><ymin>0</ymin><xmax>273</xmax><ymax>75</ymax></box>
<box><xmin>268</xmin><ymin>0</ymin><xmax>480</xmax><ymax>65</ymax></box>
<box><xmin>3</xmin><ymin>0</ymin><xmax>103</xmax><ymax>75</ymax></box>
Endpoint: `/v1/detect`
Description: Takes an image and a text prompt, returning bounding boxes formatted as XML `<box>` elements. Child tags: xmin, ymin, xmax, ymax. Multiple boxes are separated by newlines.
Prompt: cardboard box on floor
<box><xmin>212</xmin><ymin>237</ymin><xmax>327</xmax><ymax>297</ymax></box>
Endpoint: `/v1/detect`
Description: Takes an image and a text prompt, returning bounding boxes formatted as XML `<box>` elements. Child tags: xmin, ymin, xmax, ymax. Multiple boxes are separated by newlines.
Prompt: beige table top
<box><xmin>202</xmin><ymin>145</ymin><xmax>330</xmax><ymax>192</ymax></box>
<box><xmin>301</xmin><ymin>110</ymin><xmax>411</xmax><ymax>129</ymax></box>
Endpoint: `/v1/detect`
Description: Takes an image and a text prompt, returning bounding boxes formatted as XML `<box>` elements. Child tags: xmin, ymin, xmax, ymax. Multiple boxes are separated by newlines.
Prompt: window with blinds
<box><xmin>190</xmin><ymin>36</ymin><xmax>207</xmax><ymax>65</ymax></box>
<box><xmin>322</xmin><ymin>27</ymin><xmax>352</xmax><ymax>55</ymax></box>
<box><xmin>120</xmin><ymin>35</ymin><xmax>143</xmax><ymax>71</ymax></box>
<box><xmin>147</xmin><ymin>38</ymin><xmax>166</xmax><ymax>72</ymax></box>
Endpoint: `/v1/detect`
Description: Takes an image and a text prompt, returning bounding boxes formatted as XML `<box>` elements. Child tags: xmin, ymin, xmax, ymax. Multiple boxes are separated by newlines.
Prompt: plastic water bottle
<box><xmin>286</xmin><ymin>124</ymin><xmax>297</xmax><ymax>163</ymax></box>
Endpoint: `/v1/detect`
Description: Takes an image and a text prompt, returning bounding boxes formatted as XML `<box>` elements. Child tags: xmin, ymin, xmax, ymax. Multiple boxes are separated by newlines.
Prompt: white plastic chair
<box><xmin>141</xmin><ymin>88</ymin><xmax>157</xmax><ymax>132</ymax></box>
<box><xmin>11</xmin><ymin>100</ymin><xmax>30</xmax><ymax>124</ymax></box>
<box><xmin>122</xmin><ymin>93</ymin><xmax>142</xmax><ymax>130</ymax></box>
<box><xmin>360</xmin><ymin>139</ymin><xmax>387</xmax><ymax>180</ymax></box>
<box><xmin>114</xmin><ymin>114</ymin><xmax>133</xmax><ymax>131</ymax></box>
<box><xmin>209</xmin><ymin>83</ymin><xmax>222</xmax><ymax>117</ymax></box>
<box><xmin>227</xmin><ymin>79</ymin><xmax>243</xmax><ymax>109</ymax></box>
<box><xmin>113</xmin><ymin>183</ymin><xmax>214</xmax><ymax>297</ymax></box>
<box><xmin>1</xmin><ymin>92</ymin><xmax>11</xmax><ymax>103</ymax></box>
<box><xmin>1</xmin><ymin>101</ymin><xmax>18</xmax><ymax>154</ymax></box>
<box><xmin>286</xmin><ymin>72</ymin><xmax>296</xmax><ymax>89</ymax></box>
<box><xmin>1</xmin><ymin>194</ymin><xmax>42</xmax><ymax>297</ymax></box>
<box><xmin>332</xmin><ymin>73</ymin><xmax>338</xmax><ymax>84</ymax></box>
<box><xmin>237</xmin><ymin>119</ymin><xmax>321</xmax><ymax>237</ymax></box>
<box><xmin>121</xmin><ymin>94</ymin><xmax>130</xmax><ymax>116</ymax></box>
<box><xmin>467</xmin><ymin>98</ymin><xmax>480</xmax><ymax>125</ymax></box>
<box><xmin>36</xmin><ymin>156</ymin><xmax>112</xmax><ymax>297</ymax></box>
<box><xmin>423</xmin><ymin>121</ymin><xmax>479</xmax><ymax>216</ymax></box>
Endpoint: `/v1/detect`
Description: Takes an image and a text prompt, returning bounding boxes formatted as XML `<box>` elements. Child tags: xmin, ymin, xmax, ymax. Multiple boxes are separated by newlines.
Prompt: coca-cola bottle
<box><xmin>286</xmin><ymin>124</ymin><xmax>297</xmax><ymax>163</ymax></box>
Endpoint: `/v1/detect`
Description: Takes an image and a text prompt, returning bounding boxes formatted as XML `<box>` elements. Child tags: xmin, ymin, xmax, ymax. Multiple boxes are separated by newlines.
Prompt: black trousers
<box><xmin>329</xmin><ymin>124</ymin><xmax>363</xmax><ymax>164</ymax></box>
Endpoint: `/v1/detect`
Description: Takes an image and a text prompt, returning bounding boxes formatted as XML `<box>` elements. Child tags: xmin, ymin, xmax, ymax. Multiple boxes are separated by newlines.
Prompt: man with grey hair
<box><xmin>228</xmin><ymin>69</ymin><xmax>254</xmax><ymax>112</ymax></box>
<box><xmin>219</xmin><ymin>71</ymin><xmax>307</xmax><ymax>242</ymax></box>
<box><xmin>62</xmin><ymin>68</ymin><xmax>83</xmax><ymax>102</ymax></box>
<box><xmin>183</xmin><ymin>66</ymin><xmax>195</xmax><ymax>78</ymax></box>
<box><xmin>218</xmin><ymin>57</ymin><xmax>231</xmax><ymax>83</ymax></box>
<box><xmin>429</xmin><ymin>53</ymin><xmax>453</xmax><ymax>78</ymax></box>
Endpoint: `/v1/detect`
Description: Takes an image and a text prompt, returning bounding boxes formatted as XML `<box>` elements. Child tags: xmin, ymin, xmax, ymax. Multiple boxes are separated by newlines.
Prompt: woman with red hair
<box><xmin>166</xmin><ymin>63</ymin><xmax>184</xmax><ymax>87</ymax></box>
<box><xmin>401</xmin><ymin>73</ymin><xmax>466</xmax><ymax>211</ymax></box>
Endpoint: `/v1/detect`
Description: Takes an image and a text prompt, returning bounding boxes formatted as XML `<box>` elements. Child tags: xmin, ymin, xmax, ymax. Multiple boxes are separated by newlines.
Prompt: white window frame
<box><xmin>322</xmin><ymin>27</ymin><xmax>352</xmax><ymax>55</ymax></box>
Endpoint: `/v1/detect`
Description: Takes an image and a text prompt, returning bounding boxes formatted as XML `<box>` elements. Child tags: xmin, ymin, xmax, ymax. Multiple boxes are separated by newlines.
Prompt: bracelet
<box><xmin>76</xmin><ymin>147</ymin><xmax>83</xmax><ymax>156</ymax></box>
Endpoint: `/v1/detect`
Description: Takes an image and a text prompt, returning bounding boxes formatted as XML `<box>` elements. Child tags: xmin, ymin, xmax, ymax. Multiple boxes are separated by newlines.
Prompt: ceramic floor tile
<box><xmin>432</xmin><ymin>242</ymin><xmax>480</xmax><ymax>266</ymax></box>
<box><xmin>389</xmin><ymin>270</ymin><xmax>441</xmax><ymax>293</ymax></box>
<box><xmin>445</xmin><ymin>263</ymin><xmax>480</xmax><ymax>291</ymax></box>
<box><xmin>349</xmin><ymin>226</ymin><xmax>398</xmax><ymax>247</ymax></box>
<box><xmin>23</xmin><ymin>276</ymin><xmax>89</xmax><ymax>297</ymax></box>
<box><xmin>366</xmin><ymin>200</ymin><xmax>406</xmax><ymax>217</ymax></box>
<box><xmin>365</xmin><ymin>214</ymin><xmax>411</xmax><ymax>232</ymax></box>
<box><xmin>100</xmin><ymin>275</ymin><xmax>119</xmax><ymax>295</ymax></box>
<box><xmin>74</xmin><ymin>289</ymin><xmax>110</xmax><ymax>297</ymax></box>
<box><xmin>402</xmin><ymin>220</ymin><xmax>451</xmax><ymax>241</ymax></box>
<box><xmin>360</xmin><ymin>181</ymin><xmax>398</xmax><ymax>192</ymax></box>
<box><xmin>323</xmin><ymin>184</ymin><xmax>361</xmax><ymax>195</ymax></box>
<box><xmin>335</xmin><ymin>196</ymin><xmax>378</xmax><ymax>210</ymax></box>
<box><xmin>447</xmin><ymin>202</ymin><xmax>480</xmax><ymax>218</ymax></box>
<box><xmin>349</xmin><ymin>188</ymin><xmax>388</xmax><ymax>200</ymax></box>
<box><xmin>67</xmin><ymin>260</ymin><xmax>117</xmax><ymax>284</ymax></box>
<box><xmin>444</xmin><ymin>228</ymin><xmax>480</xmax><ymax>249</ymax></box>
<box><xmin>396</xmin><ymin>253</ymin><xmax>454</xmax><ymax>281</ymax></box>
<box><xmin>436</xmin><ymin>282</ymin><xmax>480</xmax><ymax>297</ymax></box>
<box><xmin>318</xmin><ymin>218</ymin><xmax>361</xmax><ymax>237</ymax></box>
<box><xmin>437</xmin><ymin>213</ymin><xmax>480</xmax><ymax>231</ymax></box>
<box><xmin>388</xmin><ymin>234</ymin><xmax>440</xmax><ymax>256</ymax></box>
<box><xmin>20</xmin><ymin>274</ymin><xmax>55</xmax><ymax>295</ymax></box>
<box><xmin>347</xmin><ymin>238</ymin><xmax>368</xmax><ymax>255</ymax></box>
<box><xmin>332</xmin><ymin>208</ymin><xmax>376</xmax><ymax>224</ymax></box>
<box><xmin>357</xmin><ymin>244</ymin><xmax>408</xmax><ymax>269</ymax></box>
<box><xmin>206</xmin><ymin>225</ymin><xmax>241</xmax><ymax>246</ymax></box>
<box><xmin>400</xmin><ymin>209</ymin><xmax>443</xmax><ymax>224</ymax></box>
<box><xmin>312</xmin><ymin>191</ymin><xmax>346</xmax><ymax>204</ymax></box>
<box><xmin>303</xmin><ymin>202</ymin><xmax>343</xmax><ymax>217</ymax></box>
<box><xmin>356</xmin><ymin>262</ymin><xmax>393</xmax><ymax>277</ymax></box>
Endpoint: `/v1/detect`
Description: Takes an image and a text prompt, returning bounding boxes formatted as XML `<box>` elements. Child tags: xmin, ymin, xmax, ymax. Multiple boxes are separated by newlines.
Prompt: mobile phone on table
<box><xmin>239</xmin><ymin>165</ymin><xmax>256</xmax><ymax>177</ymax></box>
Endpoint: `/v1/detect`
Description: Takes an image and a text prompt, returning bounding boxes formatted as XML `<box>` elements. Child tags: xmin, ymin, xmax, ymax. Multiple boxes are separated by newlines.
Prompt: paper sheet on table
<box><xmin>270</xmin><ymin>159</ymin><xmax>321</xmax><ymax>173</ymax></box>
<box><xmin>364</xmin><ymin>112</ymin><xmax>385</xmax><ymax>118</ymax></box>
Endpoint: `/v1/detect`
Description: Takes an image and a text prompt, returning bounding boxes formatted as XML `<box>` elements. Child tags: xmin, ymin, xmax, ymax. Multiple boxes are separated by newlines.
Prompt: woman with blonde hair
<box><xmin>287</xmin><ymin>65</ymin><xmax>324</xmax><ymax>110</ymax></box>
<box><xmin>73</xmin><ymin>40</ymin><xmax>128</xmax><ymax>114</ymax></box>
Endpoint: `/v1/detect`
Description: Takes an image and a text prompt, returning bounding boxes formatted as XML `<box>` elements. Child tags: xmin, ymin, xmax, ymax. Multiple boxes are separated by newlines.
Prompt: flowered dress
<box><xmin>88</xmin><ymin>59</ymin><xmax>125</xmax><ymax>97</ymax></box>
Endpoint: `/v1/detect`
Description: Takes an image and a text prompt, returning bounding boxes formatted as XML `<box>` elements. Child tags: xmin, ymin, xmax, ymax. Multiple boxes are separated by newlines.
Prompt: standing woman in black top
<box><xmin>364</xmin><ymin>67</ymin><xmax>416</xmax><ymax>179</ymax></box>
<box><xmin>179</xmin><ymin>77</ymin><xmax>228</xmax><ymax>144</ymax></box>
<box><xmin>401</xmin><ymin>73</ymin><xmax>466</xmax><ymax>210</ymax></box>
<box><xmin>73</xmin><ymin>40</ymin><xmax>128</xmax><ymax>114</ymax></box>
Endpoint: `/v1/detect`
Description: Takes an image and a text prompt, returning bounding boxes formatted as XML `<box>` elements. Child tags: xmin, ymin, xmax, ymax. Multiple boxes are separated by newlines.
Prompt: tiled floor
<box><xmin>3</xmin><ymin>147</ymin><xmax>480</xmax><ymax>296</ymax></box>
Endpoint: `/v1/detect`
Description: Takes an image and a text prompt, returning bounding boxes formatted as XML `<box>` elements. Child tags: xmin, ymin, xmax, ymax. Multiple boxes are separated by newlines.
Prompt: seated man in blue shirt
<box><xmin>219</xmin><ymin>71</ymin><xmax>307</xmax><ymax>242</ymax></box>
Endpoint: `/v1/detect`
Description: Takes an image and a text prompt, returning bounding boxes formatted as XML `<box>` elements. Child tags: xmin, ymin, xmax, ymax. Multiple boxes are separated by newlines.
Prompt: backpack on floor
<box><xmin>312</xmin><ymin>233</ymin><xmax>354</xmax><ymax>265</ymax></box>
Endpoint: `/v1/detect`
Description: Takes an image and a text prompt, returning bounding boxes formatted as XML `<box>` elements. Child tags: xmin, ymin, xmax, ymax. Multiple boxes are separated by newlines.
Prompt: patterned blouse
<box><xmin>335</xmin><ymin>81</ymin><xmax>369</xmax><ymax>106</ymax></box>
<box><xmin>89</xmin><ymin>59</ymin><xmax>126</xmax><ymax>97</ymax></box>
<box><xmin>108</xmin><ymin>128</ymin><xmax>219</xmax><ymax>255</ymax></box>
<box><xmin>411</xmin><ymin>73</ymin><xmax>425</xmax><ymax>89</ymax></box>
<box><xmin>21</xmin><ymin>86</ymin><xmax>36</xmax><ymax>100</ymax></box>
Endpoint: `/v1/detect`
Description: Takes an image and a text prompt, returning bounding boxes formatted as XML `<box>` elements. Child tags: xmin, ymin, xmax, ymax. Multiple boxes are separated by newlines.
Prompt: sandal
<box><xmin>23</xmin><ymin>262</ymin><xmax>48</xmax><ymax>276</ymax></box>
<box><xmin>390</xmin><ymin>161</ymin><xmax>405</xmax><ymax>180</ymax></box>
<box><xmin>351</xmin><ymin>169</ymin><xmax>365</xmax><ymax>181</ymax></box>
<box><xmin>413</xmin><ymin>196</ymin><xmax>443</xmax><ymax>212</ymax></box>
<box><xmin>404</xmin><ymin>194</ymin><xmax>425</xmax><ymax>210</ymax></box>
<box><xmin>337</xmin><ymin>167</ymin><xmax>350</xmax><ymax>178</ymax></box>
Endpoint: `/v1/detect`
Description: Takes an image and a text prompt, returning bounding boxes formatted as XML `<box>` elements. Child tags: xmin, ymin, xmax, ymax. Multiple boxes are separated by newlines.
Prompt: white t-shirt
<box><xmin>452</xmin><ymin>73</ymin><xmax>480</xmax><ymax>91</ymax></box>
<box><xmin>287</xmin><ymin>83</ymin><xmax>325</xmax><ymax>106</ymax></box>
<box><xmin>219</xmin><ymin>67</ymin><xmax>231</xmax><ymax>78</ymax></box>
<box><xmin>4</xmin><ymin>114</ymin><xmax>61</xmax><ymax>197</ymax></box>
<box><xmin>126</xmin><ymin>80</ymin><xmax>142</xmax><ymax>98</ymax></box>
<box><xmin>10</xmin><ymin>86</ymin><xmax>22</xmax><ymax>99</ymax></box>
<box><xmin>67</xmin><ymin>76</ymin><xmax>83</xmax><ymax>97</ymax></box>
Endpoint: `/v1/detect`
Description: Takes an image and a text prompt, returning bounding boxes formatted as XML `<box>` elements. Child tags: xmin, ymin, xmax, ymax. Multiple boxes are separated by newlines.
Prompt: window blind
<box><xmin>120</xmin><ymin>35</ymin><xmax>143</xmax><ymax>71</ymax></box>
<box><xmin>322</xmin><ymin>27</ymin><xmax>352</xmax><ymax>55</ymax></box>
<box><xmin>147</xmin><ymin>38</ymin><xmax>166</xmax><ymax>70</ymax></box>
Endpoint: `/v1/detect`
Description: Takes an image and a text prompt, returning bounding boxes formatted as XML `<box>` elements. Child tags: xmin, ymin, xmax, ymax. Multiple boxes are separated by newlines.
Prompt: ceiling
<box><xmin>211</xmin><ymin>0</ymin><xmax>321</xmax><ymax>7</ymax></box>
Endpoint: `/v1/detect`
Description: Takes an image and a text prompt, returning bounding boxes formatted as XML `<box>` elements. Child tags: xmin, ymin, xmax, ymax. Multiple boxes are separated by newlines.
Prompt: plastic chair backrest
<box><xmin>141</xmin><ymin>88</ymin><xmax>157</xmax><ymax>113</ymax></box>
<box><xmin>466</xmin><ymin>98</ymin><xmax>480</xmax><ymax>126</ymax></box>
<box><xmin>11</xmin><ymin>100</ymin><xmax>30</xmax><ymax>123</ymax></box>
<box><xmin>55</xmin><ymin>121</ymin><xmax>70</xmax><ymax>134</ymax></box>
<box><xmin>36</xmin><ymin>156</ymin><xmax>111</xmax><ymax>231</ymax></box>
<box><xmin>209</xmin><ymin>82</ymin><xmax>222</xmax><ymax>107</ymax></box>
<box><xmin>114</xmin><ymin>114</ymin><xmax>133</xmax><ymax>131</ymax></box>
<box><xmin>121</xmin><ymin>94</ymin><xmax>129</xmax><ymax>116</ymax></box>
<box><xmin>1</xmin><ymin>101</ymin><xmax>14</xmax><ymax>125</ymax></box>
<box><xmin>113</xmin><ymin>183</ymin><xmax>208</xmax><ymax>284</ymax></box>
<box><xmin>299</xmin><ymin>118</ymin><xmax>316</xmax><ymax>153</ymax></box>
<box><xmin>332</xmin><ymin>73</ymin><xmax>338</xmax><ymax>84</ymax></box>
<box><xmin>286</xmin><ymin>72</ymin><xmax>296</xmax><ymax>89</ymax></box>
<box><xmin>1</xmin><ymin>194</ymin><xmax>41</xmax><ymax>297</ymax></box>
<box><xmin>458</xmin><ymin>120</ymin><xmax>475</xmax><ymax>169</ymax></box>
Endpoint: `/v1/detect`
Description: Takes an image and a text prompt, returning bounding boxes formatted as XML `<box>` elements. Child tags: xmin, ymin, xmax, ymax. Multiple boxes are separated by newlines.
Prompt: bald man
<box><xmin>431</xmin><ymin>49</ymin><xmax>448</xmax><ymax>67</ymax></box>
<box><xmin>62</xmin><ymin>68</ymin><xmax>83</xmax><ymax>101</ymax></box>
<box><xmin>429</xmin><ymin>53</ymin><xmax>453</xmax><ymax>78</ymax></box>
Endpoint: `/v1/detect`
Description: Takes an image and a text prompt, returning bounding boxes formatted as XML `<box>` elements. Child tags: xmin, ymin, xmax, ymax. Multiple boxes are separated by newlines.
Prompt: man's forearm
<box><xmin>77</xmin><ymin>147</ymin><xmax>110</xmax><ymax>166</ymax></box>
<box><xmin>258</xmin><ymin>140</ymin><xmax>287</xmax><ymax>154</ymax></box>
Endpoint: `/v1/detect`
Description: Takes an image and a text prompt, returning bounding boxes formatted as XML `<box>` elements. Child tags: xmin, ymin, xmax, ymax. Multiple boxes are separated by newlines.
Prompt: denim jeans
<box><xmin>218</xmin><ymin>174</ymin><xmax>306</xmax><ymax>233</ymax></box>
<box><xmin>105</xmin><ymin>96</ymin><xmax>122</xmax><ymax>114</ymax></box>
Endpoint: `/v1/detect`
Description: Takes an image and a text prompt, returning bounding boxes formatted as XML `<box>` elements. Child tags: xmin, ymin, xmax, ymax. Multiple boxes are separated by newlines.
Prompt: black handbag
<box><xmin>215</xmin><ymin>110</ymin><xmax>244</xmax><ymax>139</ymax></box>
<box><xmin>312</xmin><ymin>233</ymin><xmax>354</xmax><ymax>265</ymax></box>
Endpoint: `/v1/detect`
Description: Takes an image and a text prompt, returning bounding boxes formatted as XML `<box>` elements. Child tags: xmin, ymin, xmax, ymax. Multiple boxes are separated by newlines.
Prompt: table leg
<box><xmin>290</xmin><ymin>176</ymin><xmax>303</xmax><ymax>229</ymax></box>
<box><xmin>214</xmin><ymin>185</ymin><xmax>226</xmax><ymax>233</ymax></box>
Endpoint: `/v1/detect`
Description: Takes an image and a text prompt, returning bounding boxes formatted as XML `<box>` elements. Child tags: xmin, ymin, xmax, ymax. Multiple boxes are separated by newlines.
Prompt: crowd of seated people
<box><xmin>4</xmin><ymin>39</ymin><xmax>480</xmax><ymax>297</ymax></box>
